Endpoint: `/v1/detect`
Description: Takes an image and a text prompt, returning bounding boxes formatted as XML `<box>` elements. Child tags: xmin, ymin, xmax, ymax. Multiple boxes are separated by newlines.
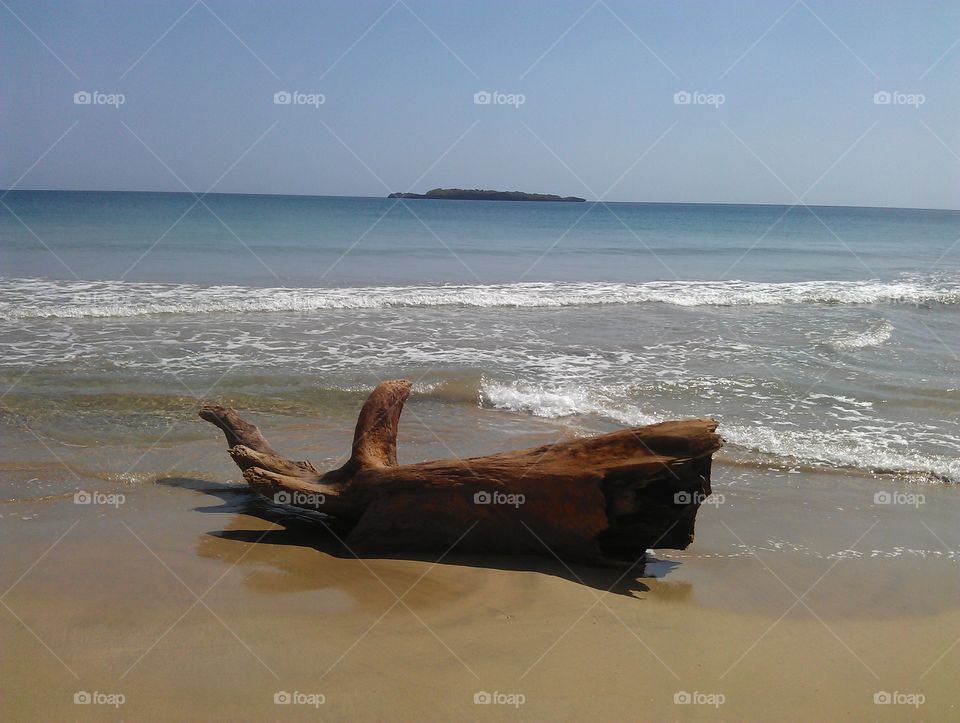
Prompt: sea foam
<box><xmin>1</xmin><ymin>276</ymin><xmax>959</xmax><ymax>320</ymax></box>
<box><xmin>479</xmin><ymin>379</ymin><xmax>960</xmax><ymax>483</ymax></box>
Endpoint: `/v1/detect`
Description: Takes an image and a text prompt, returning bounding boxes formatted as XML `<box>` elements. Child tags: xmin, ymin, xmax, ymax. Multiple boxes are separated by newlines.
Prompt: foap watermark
<box><xmin>274</xmin><ymin>490</ymin><xmax>325</xmax><ymax>508</ymax></box>
<box><xmin>873</xmin><ymin>90</ymin><xmax>925</xmax><ymax>108</ymax></box>
<box><xmin>673</xmin><ymin>90</ymin><xmax>725</xmax><ymax>108</ymax></box>
<box><xmin>474</xmin><ymin>691</ymin><xmax>525</xmax><ymax>708</ymax></box>
<box><xmin>74</xmin><ymin>691</ymin><xmax>125</xmax><ymax>708</ymax></box>
<box><xmin>74</xmin><ymin>490</ymin><xmax>125</xmax><ymax>508</ymax></box>
<box><xmin>473</xmin><ymin>490</ymin><xmax>525</xmax><ymax>508</ymax></box>
<box><xmin>873</xmin><ymin>491</ymin><xmax>925</xmax><ymax>508</ymax></box>
<box><xmin>74</xmin><ymin>90</ymin><xmax>125</xmax><ymax>108</ymax></box>
<box><xmin>674</xmin><ymin>690</ymin><xmax>725</xmax><ymax>708</ymax></box>
<box><xmin>274</xmin><ymin>90</ymin><xmax>325</xmax><ymax>107</ymax></box>
<box><xmin>474</xmin><ymin>90</ymin><xmax>525</xmax><ymax>108</ymax></box>
<box><xmin>674</xmin><ymin>490</ymin><xmax>724</xmax><ymax>507</ymax></box>
<box><xmin>273</xmin><ymin>691</ymin><xmax>325</xmax><ymax>707</ymax></box>
<box><xmin>874</xmin><ymin>691</ymin><xmax>925</xmax><ymax>708</ymax></box>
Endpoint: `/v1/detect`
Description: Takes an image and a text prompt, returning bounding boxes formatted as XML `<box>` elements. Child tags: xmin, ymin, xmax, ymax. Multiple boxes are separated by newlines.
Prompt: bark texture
<box><xmin>200</xmin><ymin>379</ymin><xmax>722</xmax><ymax>567</ymax></box>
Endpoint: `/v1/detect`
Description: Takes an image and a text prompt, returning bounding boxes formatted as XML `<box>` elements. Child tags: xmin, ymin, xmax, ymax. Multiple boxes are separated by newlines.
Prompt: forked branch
<box><xmin>200</xmin><ymin>379</ymin><xmax>722</xmax><ymax>567</ymax></box>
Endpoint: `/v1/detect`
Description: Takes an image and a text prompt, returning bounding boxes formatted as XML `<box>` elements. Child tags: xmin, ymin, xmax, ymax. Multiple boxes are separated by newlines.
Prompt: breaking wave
<box><xmin>479</xmin><ymin>380</ymin><xmax>960</xmax><ymax>484</ymax></box>
<box><xmin>2</xmin><ymin>276</ymin><xmax>959</xmax><ymax>320</ymax></box>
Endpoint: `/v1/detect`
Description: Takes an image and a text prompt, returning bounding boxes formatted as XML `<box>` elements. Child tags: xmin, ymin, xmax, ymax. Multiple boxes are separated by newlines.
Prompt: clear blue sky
<box><xmin>3</xmin><ymin>0</ymin><xmax>959</xmax><ymax>208</ymax></box>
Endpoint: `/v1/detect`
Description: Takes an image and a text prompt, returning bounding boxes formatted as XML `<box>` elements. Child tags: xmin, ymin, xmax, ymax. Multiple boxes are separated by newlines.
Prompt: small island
<box><xmin>388</xmin><ymin>188</ymin><xmax>586</xmax><ymax>202</ymax></box>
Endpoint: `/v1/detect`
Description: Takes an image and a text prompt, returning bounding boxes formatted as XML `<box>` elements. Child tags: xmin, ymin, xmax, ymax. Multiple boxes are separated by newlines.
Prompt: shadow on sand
<box><xmin>159</xmin><ymin>476</ymin><xmax>692</xmax><ymax>599</ymax></box>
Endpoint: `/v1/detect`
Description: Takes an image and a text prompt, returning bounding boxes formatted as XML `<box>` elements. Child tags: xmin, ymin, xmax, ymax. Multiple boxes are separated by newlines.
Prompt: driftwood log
<box><xmin>200</xmin><ymin>380</ymin><xmax>722</xmax><ymax>567</ymax></box>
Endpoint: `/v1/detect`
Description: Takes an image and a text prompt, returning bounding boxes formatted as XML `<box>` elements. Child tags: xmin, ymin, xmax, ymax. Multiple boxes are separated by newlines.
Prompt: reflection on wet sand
<box><xmin>167</xmin><ymin>477</ymin><xmax>662</xmax><ymax>601</ymax></box>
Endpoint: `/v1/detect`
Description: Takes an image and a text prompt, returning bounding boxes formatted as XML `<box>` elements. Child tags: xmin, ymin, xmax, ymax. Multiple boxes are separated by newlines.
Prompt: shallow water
<box><xmin>1</xmin><ymin>191</ymin><xmax>958</xmax><ymax>497</ymax></box>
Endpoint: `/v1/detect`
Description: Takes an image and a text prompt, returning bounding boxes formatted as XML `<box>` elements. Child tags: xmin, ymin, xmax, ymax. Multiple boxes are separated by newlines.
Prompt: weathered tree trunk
<box><xmin>200</xmin><ymin>380</ymin><xmax>722</xmax><ymax>567</ymax></box>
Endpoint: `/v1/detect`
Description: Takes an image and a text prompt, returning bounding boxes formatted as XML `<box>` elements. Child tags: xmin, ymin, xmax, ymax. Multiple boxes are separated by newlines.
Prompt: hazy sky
<box><xmin>3</xmin><ymin>0</ymin><xmax>959</xmax><ymax>208</ymax></box>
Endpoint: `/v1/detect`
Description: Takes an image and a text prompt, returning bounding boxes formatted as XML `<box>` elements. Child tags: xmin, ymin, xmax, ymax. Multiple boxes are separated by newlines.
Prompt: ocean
<box><xmin>1</xmin><ymin>190</ymin><xmax>958</xmax><ymax>504</ymax></box>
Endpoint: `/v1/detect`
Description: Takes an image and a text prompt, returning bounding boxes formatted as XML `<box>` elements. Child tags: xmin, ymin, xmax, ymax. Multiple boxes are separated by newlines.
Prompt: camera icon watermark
<box><xmin>873</xmin><ymin>691</ymin><xmax>925</xmax><ymax>708</ymax></box>
<box><xmin>73</xmin><ymin>90</ymin><xmax>125</xmax><ymax>108</ymax></box>
<box><xmin>273</xmin><ymin>90</ymin><xmax>325</xmax><ymax>108</ymax></box>
<box><xmin>473</xmin><ymin>490</ymin><xmax>525</xmax><ymax>508</ymax></box>
<box><xmin>273</xmin><ymin>490</ymin><xmax>326</xmax><ymax>508</ymax></box>
<box><xmin>473</xmin><ymin>690</ymin><xmax>525</xmax><ymax>708</ymax></box>
<box><xmin>274</xmin><ymin>690</ymin><xmax>325</xmax><ymax>707</ymax></box>
<box><xmin>873</xmin><ymin>490</ymin><xmax>925</xmax><ymax>508</ymax></box>
<box><xmin>674</xmin><ymin>490</ymin><xmax>724</xmax><ymax>507</ymax></box>
<box><xmin>74</xmin><ymin>490</ymin><xmax>125</xmax><ymax>508</ymax></box>
<box><xmin>473</xmin><ymin>90</ymin><xmax>525</xmax><ymax>108</ymax></box>
<box><xmin>674</xmin><ymin>690</ymin><xmax>725</xmax><ymax>708</ymax></box>
<box><xmin>873</xmin><ymin>90</ymin><xmax>925</xmax><ymax>108</ymax></box>
<box><xmin>673</xmin><ymin>90</ymin><xmax>724</xmax><ymax>108</ymax></box>
<box><xmin>74</xmin><ymin>691</ymin><xmax>125</xmax><ymax>708</ymax></box>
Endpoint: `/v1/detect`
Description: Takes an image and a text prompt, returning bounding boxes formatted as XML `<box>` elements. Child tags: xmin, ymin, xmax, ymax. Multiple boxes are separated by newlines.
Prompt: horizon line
<box><xmin>3</xmin><ymin>188</ymin><xmax>959</xmax><ymax>213</ymax></box>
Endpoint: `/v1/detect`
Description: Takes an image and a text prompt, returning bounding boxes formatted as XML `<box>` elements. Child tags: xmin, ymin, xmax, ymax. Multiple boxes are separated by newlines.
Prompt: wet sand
<box><xmin>2</xmin><ymin>452</ymin><xmax>958</xmax><ymax>721</ymax></box>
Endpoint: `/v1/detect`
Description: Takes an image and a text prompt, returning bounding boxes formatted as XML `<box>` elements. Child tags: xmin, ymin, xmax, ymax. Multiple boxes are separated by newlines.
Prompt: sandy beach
<box><xmin>3</xmin><ymin>414</ymin><xmax>958</xmax><ymax>721</ymax></box>
<box><xmin>5</xmin><ymin>3</ymin><xmax>960</xmax><ymax>718</ymax></box>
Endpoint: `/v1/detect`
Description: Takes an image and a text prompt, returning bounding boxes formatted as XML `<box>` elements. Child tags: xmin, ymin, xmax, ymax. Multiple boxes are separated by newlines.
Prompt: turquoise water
<box><xmin>1</xmin><ymin>190</ymin><xmax>959</xmax><ymax>494</ymax></box>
